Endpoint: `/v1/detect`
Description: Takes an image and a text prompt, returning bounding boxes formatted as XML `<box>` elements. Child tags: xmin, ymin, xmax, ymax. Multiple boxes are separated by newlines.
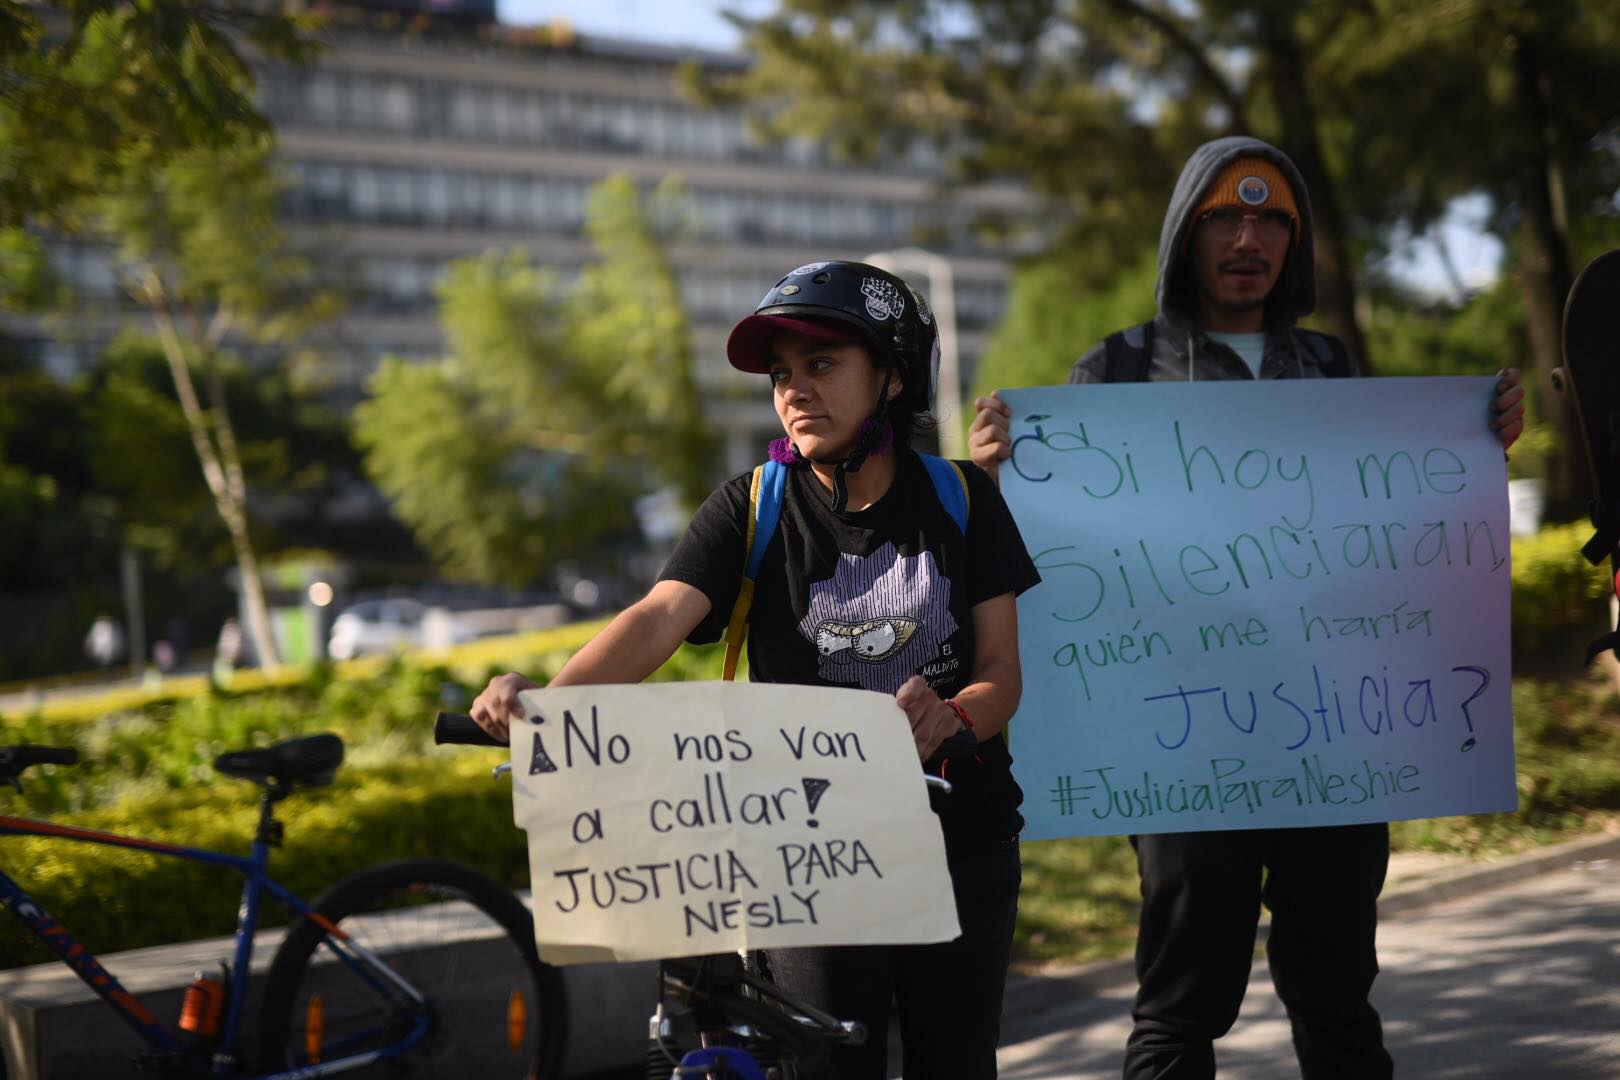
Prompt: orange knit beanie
<box><xmin>1187</xmin><ymin>158</ymin><xmax>1300</xmax><ymax>245</ymax></box>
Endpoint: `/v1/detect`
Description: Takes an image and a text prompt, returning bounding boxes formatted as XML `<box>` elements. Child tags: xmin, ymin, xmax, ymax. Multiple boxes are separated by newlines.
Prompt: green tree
<box><xmin>1311</xmin><ymin>0</ymin><xmax>1620</xmax><ymax>518</ymax></box>
<box><xmin>0</xmin><ymin>1</ymin><xmax>318</xmax><ymax>307</ymax></box>
<box><xmin>0</xmin><ymin>339</ymin><xmax>103</xmax><ymax>590</ymax></box>
<box><xmin>972</xmin><ymin>251</ymin><xmax>1158</xmax><ymax>397</ymax></box>
<box><xmin>65</xmin><ymin>138</ymin><xmax>343</xmax><ymax>669</ymax></box>
<box><xmin>3</xmin><ymin>2</ymin><xmax>326</xmax><ymax>667</ymax></box>
<box><xmin>84</xmin><ymin>333</ymin><xmax>352</xmax><ymax>574</ymax></box>
<box><xmin>701</xmin><ymin>0</ymin><xmax>1620</xmax><ymax>514</ymax></box>
<box><xmin>356</xmin><ymin>175</ymin><xmax>717</xmax><ymax>587</ymax></box>
<box><xmin>691</xmin><ymin>0</ymin><xmax>1371</xmax><ymax>364</ymax></box>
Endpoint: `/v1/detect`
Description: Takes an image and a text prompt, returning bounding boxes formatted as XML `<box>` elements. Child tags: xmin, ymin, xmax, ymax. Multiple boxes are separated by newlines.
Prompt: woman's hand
<box><xmin>470</xmin><ymin>671</ymin><xmax>539</xmax><ymax>742</ymax></box>
<box><xmin>896</xmin><ymin>675</ymin><xmax>967</xmax><ymax>763</ymax></box>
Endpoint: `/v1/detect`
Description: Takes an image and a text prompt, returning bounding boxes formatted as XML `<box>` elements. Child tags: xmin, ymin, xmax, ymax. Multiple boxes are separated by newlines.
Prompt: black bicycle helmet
<box><xmin>726</xmin><ymin>260</ymin><xmax>942</xmax><ymax>512</ymax></box>
<box><xmin>727</xmin><ymin>260</ymin><xmax>939</xmax><ymax>419</ymax></box>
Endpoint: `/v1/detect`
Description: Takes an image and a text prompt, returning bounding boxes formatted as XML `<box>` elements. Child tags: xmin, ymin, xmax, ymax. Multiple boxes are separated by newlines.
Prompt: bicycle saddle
<box><xmin>214</xmin><ymin>733</ymin><xmax>344</xmax><ymax>790</ymax></box>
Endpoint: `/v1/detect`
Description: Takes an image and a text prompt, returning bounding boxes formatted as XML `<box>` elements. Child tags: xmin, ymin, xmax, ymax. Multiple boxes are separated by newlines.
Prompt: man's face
<box><xmin>1188</xmin><ymin>207</ymin><xmax>1292</xmax><ymax>330</ymax></box>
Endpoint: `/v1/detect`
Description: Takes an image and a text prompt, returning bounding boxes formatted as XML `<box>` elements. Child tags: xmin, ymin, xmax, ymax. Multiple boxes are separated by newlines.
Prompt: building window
<box><xmin>306</xmin><ymin>72</ymin><xmax>339</xmax><ymax>125</ymax></box>
<box><xmin>379</xmin><ymin>78</ymin><xmax>415</xmax><ymax>132</ymax></box>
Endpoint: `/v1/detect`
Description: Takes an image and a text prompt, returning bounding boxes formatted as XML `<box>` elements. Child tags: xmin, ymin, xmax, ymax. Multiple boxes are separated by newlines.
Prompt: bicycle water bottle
<box><xmin>178</xmin><ymin>969</ymin><xmax>225</xmax><ymax>1037</ymax></box>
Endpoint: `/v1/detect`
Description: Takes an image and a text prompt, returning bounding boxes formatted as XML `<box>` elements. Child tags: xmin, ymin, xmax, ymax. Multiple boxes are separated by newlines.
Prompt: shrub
<box><xmin>0</xmin><ymin>753</ymin><xmax>521</xmax><ymax>969</ymax></box>
<box><xmin>1511</xmin><ymin>522</ymin><xmax>1614</xmax><ymax>655</ymax></box>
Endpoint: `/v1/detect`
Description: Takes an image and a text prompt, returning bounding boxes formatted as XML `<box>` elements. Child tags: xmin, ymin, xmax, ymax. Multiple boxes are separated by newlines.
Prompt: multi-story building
<box><xmin>18</xmin><ymin>0</ymin><xmax>1027</xmax><ymax>476</ymax></box>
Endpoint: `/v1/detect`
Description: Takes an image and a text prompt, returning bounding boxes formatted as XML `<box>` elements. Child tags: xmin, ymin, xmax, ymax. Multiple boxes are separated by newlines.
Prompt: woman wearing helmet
<box><xmin>472</xmin><ymin>260</ymin><xmax>1038</xmax><ymax>1079</ymax></box>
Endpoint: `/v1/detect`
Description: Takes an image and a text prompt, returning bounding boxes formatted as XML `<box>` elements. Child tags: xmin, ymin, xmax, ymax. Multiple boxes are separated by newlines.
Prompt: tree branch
<box><xmin>1094</xmin><ymin>0</ymin><xmax>1248</xmax><ymax>125</ymax></box>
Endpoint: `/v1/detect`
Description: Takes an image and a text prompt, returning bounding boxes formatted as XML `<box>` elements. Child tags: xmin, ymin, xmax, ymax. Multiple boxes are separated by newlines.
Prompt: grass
<box><xmin>1016</xmin><ymin>835</ymin><xmax>1140</xmax><ymax>967</ymax></box>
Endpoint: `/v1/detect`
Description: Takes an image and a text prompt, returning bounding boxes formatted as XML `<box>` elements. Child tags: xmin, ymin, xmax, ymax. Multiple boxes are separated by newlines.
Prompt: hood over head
<box><xmin>1155</xmin><ymin>135</ymin><xmax>1317</xmax><ymax>329</ymax></box>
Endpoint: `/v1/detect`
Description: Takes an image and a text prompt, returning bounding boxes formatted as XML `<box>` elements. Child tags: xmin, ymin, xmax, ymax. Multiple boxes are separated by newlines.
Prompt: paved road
<box><xmin>581</xmin><ymin>837</ymin><xmax>1620</xmax><ymax>1080</ymax></box>
<box><xmin>995</xmin><ymin>846</ymin><xmax>1620</xmax><ymax>1079</ymax></box>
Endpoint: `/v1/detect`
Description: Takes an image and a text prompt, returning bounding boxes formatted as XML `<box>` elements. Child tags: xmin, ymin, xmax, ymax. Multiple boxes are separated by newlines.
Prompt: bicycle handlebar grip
<box><xmin>922</xmin><ymin>729</ymin><xmax>978</xmax><ymax>776</ymax></box>
<box><xmin>434</xmin><ymin>712</ymin><xmax>506</xmax><ymax>747</ymax></box>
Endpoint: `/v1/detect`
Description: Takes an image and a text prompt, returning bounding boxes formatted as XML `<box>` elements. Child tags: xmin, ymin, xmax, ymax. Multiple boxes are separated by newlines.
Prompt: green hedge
<box><xmin>4</xmin><ymin>633</ymin><xmax>724</xmax><ymax>818</ymax></box>
<box><xmin>1511</xmin><ymin>522</ymin><xmax>1615</xmax><ymax>654</ymax></box>
<box><xmin>0</xmin><ymin>753</ymin><xmax>523</xmax><ymax>969</ymax></box>
<box><xmin>0</xmin><ymin>627</ymin><xmax>730</xmax><ymax>968</ymax></box>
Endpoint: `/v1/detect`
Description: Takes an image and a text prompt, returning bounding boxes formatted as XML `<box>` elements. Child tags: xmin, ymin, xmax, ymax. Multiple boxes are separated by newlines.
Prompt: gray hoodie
<box><xmin>1069</xmin><ymin>135</ymin><xmax>1350</xmax><ymax>384</ymax></box>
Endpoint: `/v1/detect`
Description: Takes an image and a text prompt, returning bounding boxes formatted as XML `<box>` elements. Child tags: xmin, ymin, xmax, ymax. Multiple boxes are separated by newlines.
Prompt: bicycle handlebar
<box><xmin>923</xmin><ymin>728</ymin><xmax>978</xmax><ymax>773</ymax></box>
<box><xmin>434</xmin><ymin>712</ymin><xmax>504</xmax><ymax>747</ymax></box>
<box><xmin>437</xmin><ymin>711</ymin><xmax>973</xmax><ymax>789</ymax></box>
<box><xmin>0</xmin><ymin>745</ymin><xmax>80</xmax><ymax>769</ymax></box>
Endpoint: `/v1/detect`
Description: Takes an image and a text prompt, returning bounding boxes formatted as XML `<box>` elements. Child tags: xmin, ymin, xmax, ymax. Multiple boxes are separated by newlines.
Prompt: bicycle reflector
<box><xmin>508</xmin><ymin>988</ymin><xmax>528</xmax><ymax>1052</ymax></box>
<box><xmin>178</xmin><ymin>971</ymin><xmax>225</xmax><ymax>1036</ymax></box>
<box><xmin>305</xmin><ymin>995</ymin><xmax>325</xmax><ymax>1064</ymax></box>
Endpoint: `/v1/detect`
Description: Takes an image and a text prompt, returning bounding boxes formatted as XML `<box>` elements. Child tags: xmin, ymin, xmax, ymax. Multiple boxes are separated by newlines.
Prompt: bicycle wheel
<box><xmin>257</xmin><ymin>858</ymin><xmax>565</xmax><ymax>1077</ymax></box>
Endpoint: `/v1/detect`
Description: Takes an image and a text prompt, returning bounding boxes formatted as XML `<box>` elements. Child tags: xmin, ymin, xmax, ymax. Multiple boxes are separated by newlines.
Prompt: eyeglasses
<box><xmin>1196</xmin><ymin>207</ymin><xmax>1295</xmax><ymax>244</ymax></box>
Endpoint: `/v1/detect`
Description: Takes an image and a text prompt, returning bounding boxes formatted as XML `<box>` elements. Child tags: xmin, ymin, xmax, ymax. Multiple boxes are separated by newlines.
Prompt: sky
<box><xmin>497</xmin><ymin>0</ymin><xmax>769</xmax><ymax>51</ymax></box>
<box><xmin>495</xmin><ymin>1</ymin><xmax>1502</xmax><ymax>300</ymax></box>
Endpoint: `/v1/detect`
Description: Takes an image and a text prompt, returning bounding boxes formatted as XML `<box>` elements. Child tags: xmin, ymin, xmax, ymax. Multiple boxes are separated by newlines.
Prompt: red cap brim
<box><xmin>726</xmin><ymin>315</ymin><xmax>863</xmax><ymax>374</ymax></box>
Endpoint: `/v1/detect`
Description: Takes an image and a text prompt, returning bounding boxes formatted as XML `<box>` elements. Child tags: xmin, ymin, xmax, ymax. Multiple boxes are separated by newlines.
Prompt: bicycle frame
<box><xmin>0</xmin><ymin>807</ymin><xmax>426</xmax><ymax>1079</ymax></box>
<box><xmin>649</xmin><ymin>954</ymin><xmax>864</xmax><ymax>1080</ymax></box>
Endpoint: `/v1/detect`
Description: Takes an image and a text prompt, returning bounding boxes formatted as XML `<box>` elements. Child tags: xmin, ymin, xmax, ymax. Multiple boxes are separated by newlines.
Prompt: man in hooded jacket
<box><xmin>970</xmin><ymin>135</ymin><xmax>1525</xmax><ymax>1079</ymax></box>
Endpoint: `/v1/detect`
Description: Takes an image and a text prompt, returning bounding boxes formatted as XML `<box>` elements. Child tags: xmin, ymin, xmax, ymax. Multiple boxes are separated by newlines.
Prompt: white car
<box><xmin>326</xmin><ymin>598</ymin><xmax>429</xmax><ymax>660</ymax></box>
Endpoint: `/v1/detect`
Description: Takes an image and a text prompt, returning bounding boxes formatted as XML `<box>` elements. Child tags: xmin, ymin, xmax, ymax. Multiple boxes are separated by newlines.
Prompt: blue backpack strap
<box><xmin>919</xmin><ymin>453</ymin><xmax>970</xmax><ymax>533</ymax></box>
<box><xmin>746</xmin><ymin>460</ymin><xmax>787</xmax><ymax>578</ymax></box>
<box><xmin>723</xmin><ymin>461</ymin><xmax>788</xmax><ymax>681</ymax></box>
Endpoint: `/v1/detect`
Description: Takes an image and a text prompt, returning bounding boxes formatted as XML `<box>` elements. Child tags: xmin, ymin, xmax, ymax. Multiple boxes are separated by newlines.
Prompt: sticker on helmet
<box><xmin>789</xmin><ymin>262</ymin><xmax>829</xmax><ymax>276</ymax></box>
<box><xmin>861</xmin><ymin>277</ymin><xmax>906</xmax><ymax>322</ymax></box>
<box><xmin>908</xmin><ymin>284</ymin><xmax>933</xmax><ymax>326</ymax></box>
<box><xmin>1237</xmin><ymin>175</ymin><xmax>1269</xmax><ymax>206</ymax></box>
<box><xmin>779</xmin><ymin>284</ymin><xmax>801</xmax><ymax>295</ymax></box>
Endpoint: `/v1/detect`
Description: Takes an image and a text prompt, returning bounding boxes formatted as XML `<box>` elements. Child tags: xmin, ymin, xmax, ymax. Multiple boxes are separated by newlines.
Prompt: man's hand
<box><xmin>470</xmin><ymin>671</ymin><xmax>539</xmax><ymax>742</ymax></box>
<box><xmin>1494</xmin><ymin>368</ymin><xmax>1526</xmax><ymax>453</ymax></box>
<box><xmin>968</xmin><ymin>393</ymin><xmax>1013</xmax><ymax>484</ymax></box>
<box><xmin>896</xmin><ymin>675</ymin><xmax>967</xmax><ymax>763</ymax></box>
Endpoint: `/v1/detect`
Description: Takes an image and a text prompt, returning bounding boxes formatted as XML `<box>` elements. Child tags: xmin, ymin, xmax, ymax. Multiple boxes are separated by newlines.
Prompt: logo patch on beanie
<box><xmin>861</xmin><ymin>277</ymin><xmax>906</xmax><ymax>322</ymax></box>
<box><xmin>1237</xmin><ymin>175</ymin><xmax>1269</xmax><ymax>206</ymax></box>
<box><xmin>789</xmin><ymin>262</ymin><xmax>828</xmax><ymax>276</ymax></box>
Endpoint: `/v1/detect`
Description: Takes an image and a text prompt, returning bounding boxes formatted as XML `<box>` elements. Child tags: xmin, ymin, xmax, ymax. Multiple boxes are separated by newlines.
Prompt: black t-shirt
<box><xmin>659</xmin><ymin>450</ymin><xmax>1041</xmax><ymax>848</ymax></box>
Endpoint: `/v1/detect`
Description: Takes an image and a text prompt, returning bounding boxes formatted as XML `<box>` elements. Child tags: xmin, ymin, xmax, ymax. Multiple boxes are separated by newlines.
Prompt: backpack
<box><xmin>720</xmin><ymin>454</ymin><xmax>971</xmax><ymax>680</ymax></box>
<box><xmin>1100</xmin><ymin>320</ymin><xmax>1354</xmax><ymax>382</ymax></box>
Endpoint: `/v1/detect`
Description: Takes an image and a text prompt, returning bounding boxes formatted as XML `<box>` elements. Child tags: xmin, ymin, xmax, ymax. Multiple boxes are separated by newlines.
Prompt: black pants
<box><xmin>767</xmin><ymin>842</ymin><xmax>1021</xmax><ymax>1080</ymax></box>
<box><xmin>1123</xmin><ymin>824</ymin><xmax>1394</xmax><ymax>1080</ymax></box>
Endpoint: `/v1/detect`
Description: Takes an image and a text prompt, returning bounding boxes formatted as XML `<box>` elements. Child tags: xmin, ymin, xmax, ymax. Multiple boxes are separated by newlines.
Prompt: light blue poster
<box><xmin>1001</xmin><ymin>378</ymin><xmax>1515</xmax><ymax>839</ymax></box>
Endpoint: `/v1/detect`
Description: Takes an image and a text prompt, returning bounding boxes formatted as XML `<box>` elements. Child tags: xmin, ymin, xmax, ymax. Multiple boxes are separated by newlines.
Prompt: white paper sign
<box><xmin>509</xmin><ymin>681</ymin><xmax>960</xmax><ymax>964</ymax></box>
<box><xmin>1001</xmin><ymin>378</ymin><xmax>1516</xmax><ymax>838</ymax></box>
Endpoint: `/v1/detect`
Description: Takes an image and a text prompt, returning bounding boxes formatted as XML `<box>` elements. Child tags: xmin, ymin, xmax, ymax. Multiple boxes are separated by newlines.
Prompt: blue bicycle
<box><xmin>0</xmin><ymin>735</ymin><xmax>565</xmax><ymax>1077</ymax></box>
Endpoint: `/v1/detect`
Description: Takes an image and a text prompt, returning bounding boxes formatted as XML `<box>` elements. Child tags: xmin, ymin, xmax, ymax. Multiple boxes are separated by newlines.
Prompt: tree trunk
<box><xmin>1256</xmin><ymin>6</ymin><xmax>1372</xmax><ymax>373</ymax></box>
<box><xmin>1510</xmin><ymin>30</ymin><xmax>1587</xmax><ymax>521</ymax></box>
<box><xmin>144</xmin><ymin>275</ymin><xmax>283</xmax><ymax>670</ymax></box>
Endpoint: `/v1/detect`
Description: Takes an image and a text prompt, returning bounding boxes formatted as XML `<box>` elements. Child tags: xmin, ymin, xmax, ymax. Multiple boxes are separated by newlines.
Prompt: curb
<box><xmin>1376</xmin><ymin>829</ymin><xmax>1620</xmax><ymax>918</ymax></box>
<box><xmin>1002</xmin><ymin>830</ymin><xmax>1620</xmax><ymax>1019</ymax></box>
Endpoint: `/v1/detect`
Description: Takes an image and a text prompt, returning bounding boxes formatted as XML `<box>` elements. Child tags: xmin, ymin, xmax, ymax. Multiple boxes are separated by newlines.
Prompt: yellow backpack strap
<box><xmin>722</xmin><ymin>465</ymin><xmax>767</xmax><ymax>681</ymax></box>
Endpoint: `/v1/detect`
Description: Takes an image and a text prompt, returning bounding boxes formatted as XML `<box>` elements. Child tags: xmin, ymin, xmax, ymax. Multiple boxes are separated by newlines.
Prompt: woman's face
<box><xmin>768</xmin><ymin>332</ymin><xmax>895</xmax><ymax>461</ymax></box>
